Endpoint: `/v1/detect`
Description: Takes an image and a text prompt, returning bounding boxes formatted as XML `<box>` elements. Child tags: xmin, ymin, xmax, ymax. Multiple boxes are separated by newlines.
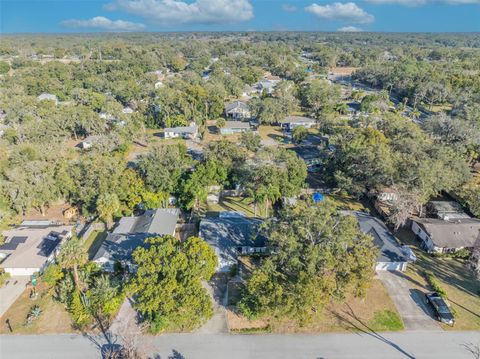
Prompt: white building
<box><xmin>0</xmin><ymin>225</ymin><xmax>72</xmax><ymax>276</ymax></box>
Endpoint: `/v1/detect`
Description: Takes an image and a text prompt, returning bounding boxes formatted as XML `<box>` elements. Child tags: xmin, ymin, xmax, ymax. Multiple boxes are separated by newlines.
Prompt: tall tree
<box><xmin>58</xmin><ymin>237</ymin><xmax>88</xmax><ymax>291</ymax></box>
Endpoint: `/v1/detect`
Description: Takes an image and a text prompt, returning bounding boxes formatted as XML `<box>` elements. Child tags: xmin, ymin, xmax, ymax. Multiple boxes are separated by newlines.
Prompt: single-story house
<box><xmin>257</xmin><ymin>79</ymin><xmax>279</xmax><ymax>94</ymax></box>
<box><xmin>164</xmin><ymin>124</ymin><xmax>198</xmax><ymax>139</ymax></box>
<box><xmin>351</xmin><ymin>211</ymin><xmax>409</xmax><ymax>271</ymax></box>
<box><xmin>37</xmin><ymin>93</ymin><xmax>58</xmax><ymax>105</ymax></box>
<box><xmin>93</xmin><ymin>208</ymin><xmax>180</xmax><ymax>271</ymax></box>
<box><xmin>427</xmin><ymin>201</ymin><xmax>470</xmax><ymax>221</ymax></box>
<box><xmin>225</xmin><ymin>101</ymin><xmax>251</xmax><ymax>120</ymax></box>
<box><xmin>279</xmin><ymin>115</ymin><xmax>316</xmax><ymax>131</ymax></box>
<box><xmin>199</xmin><ymin>214</ymin><xmax>266</xmax><ymax>273</ymax></box>
<box><xmin>411</xmin><ymin>217</ymin><xmax>480</xmax><ymax>253</ymax></box>
<box><xmin>220</xmin><ymin>121</ymin><xmax>251</xmax><ymax>135</ymax></box>
<box><xmin>77</xmin><ymin>135</ymin><xmax>98</xmax><ymax>150</ymax></box>
<box><xmin>0</xmin><ymin>225</ymin><xmax>72</xmax><ymax>276</ymax></box>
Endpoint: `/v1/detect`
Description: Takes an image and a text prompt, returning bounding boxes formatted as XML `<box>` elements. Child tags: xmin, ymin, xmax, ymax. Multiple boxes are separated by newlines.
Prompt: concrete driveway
<box><xmin>196</xmin><ymin>275</ymin><xmax>229</xmax><ymax>334</ymax></box>
<box><xmin>0</xmin><ymin>276</ymin><xmax>30</xmax><ymax>317</ymax></box>
<box><xmin>378</xmin><ymin>271</ymin><xmax>440</xmax><ymax>330</ymax></box>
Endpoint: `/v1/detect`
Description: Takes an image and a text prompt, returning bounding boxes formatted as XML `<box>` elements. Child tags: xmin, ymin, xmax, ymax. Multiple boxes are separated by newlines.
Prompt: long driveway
<box><xmin>378</xmin><ymin>271</ymin><xmax>440</xmax><ymax>330</ymax></box>
<box><xmin>1</xmin><ymin>331</ymin><xmax>479</xmax><ymax>359</ymax></box>
<box><xmin>0</xmin><ymin>276</ymin><xmax>30</xmax><ymax>317</ymax></box>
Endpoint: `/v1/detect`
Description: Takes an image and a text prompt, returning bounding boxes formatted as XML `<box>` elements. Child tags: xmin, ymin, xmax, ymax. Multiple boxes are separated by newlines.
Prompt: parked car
<box><xmin>425</xmin><ymin>292</ymin><xmax>455</xmax><ymax>326</ymax></box>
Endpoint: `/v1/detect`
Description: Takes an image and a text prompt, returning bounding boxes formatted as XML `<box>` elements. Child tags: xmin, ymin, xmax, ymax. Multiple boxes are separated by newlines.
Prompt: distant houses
<box><xmin>93</xmin><ymin>208</ymin><xmax>180</xmax><ymax>271</ymax></box>
<box><xmin>279</xmin><ymin>115</ymin><xmax>316</xmax><ymax>131</ymax></box>
<box><xmin>0</xmin><ymin>222</ymin><xmax>73</xmax><ymax>276</ymax></box>
<box><xmin>220</xmin><ymin>121</ymin><xmax>251</xmax><ymax>135</ymax></box>
<box><xmin>257</xmin><ymin>79</ymin><xmax>279</xmax><ymax>95</ymax></box>
<box><xmin>37</xmin><ymin>93</ymin><xmax>58</xmax><ymax>105</ymax></box>
<box><xmin>225</xmin><ymin>101</ymin><xmax>250</xmax><ymax>120</ymax></box>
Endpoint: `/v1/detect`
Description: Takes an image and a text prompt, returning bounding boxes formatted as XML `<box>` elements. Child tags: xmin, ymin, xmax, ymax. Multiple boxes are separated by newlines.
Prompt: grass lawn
<box><xmin>84</xmin><ymin>230</ymin><xmax>107</xmax><ymax>260</ymax></box>
<box><xmin>0</xmin><ymin>281</ymin><xmax>74</xmax><ymax>334</ymax></box>
<box><xmin>227</xmin><ymin>279</ymin><xmax>404</xmax><ymax>333</ymax></box>
<box><xmin>396</xmin><ymin>229</ymin><xmax>480</xmax><ymax>330</ymax></box>
<box><xmin>326</xmin><ymin>194</ymin><xmax>366</xmax><ymax>211</ymax></box>
<box><xmin>207</xmin><ymin>196</ymin><xmax>266</xmax><ymax>218</ymax></box>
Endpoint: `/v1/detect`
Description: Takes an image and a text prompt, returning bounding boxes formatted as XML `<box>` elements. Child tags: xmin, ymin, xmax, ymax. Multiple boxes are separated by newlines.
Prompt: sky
<box><xmin>1</xmin><ymin>0</ymin><xmax>479</xmax><ymax>34</ymax></box>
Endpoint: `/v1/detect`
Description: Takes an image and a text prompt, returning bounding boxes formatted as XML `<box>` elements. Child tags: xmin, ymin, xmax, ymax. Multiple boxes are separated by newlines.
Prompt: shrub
<box><xmin>42</xmin><ymin>264</ymin><xmax>64</xmax><ymax>287</ymax></box>
<box><xmin>25</xmin><ymin>305</ymin><xmax>42</xmax><ymax>327</ymax></box>
<box><xmin>424</xmin><ymin>271</ymin><xmax>447</xmax><ymax>298</ymax></box>
<box><xmin>0</xmin><ymin>271</ymin><xmax>10</xmax><ymax>287</ymax></box>
<box><xmin>452</xmin><ymin>249</ymin><xmax>471</xmax><ymax>260</ymax></box>
<box><xmin>69</xmin><ymin>290</ymin><xmax>92</xmax><ymax>329</ymax></box>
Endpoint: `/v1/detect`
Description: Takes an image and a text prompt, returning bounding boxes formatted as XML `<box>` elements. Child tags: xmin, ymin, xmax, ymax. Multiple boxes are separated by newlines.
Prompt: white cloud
<box><xmin>61</xmin><ymin>16</ymin><xmax>145</xmax><ymax>31</ymax></box>
<box><xmin>108</xmin><ymin>0</ymin><xmax>254</xmax><ymax>25</ymax></box>
<box><xmin>338</xmin><ymin>26</ymin><xmax>364</xmax><ymax>32</ymax></box>
<box><xmin>305</xmin><ymin>2</ymin><xmax>375</xmax><ymax>24</ymax></box>
<box><xmin>366</xmin><ymin>0</ymin><xmax>480</xmax><ymax>5</ymax></box>
<box><xmin>281</xmin><ymin>4</ymin><xmax>297</xmax><ymax>12</ymax></box>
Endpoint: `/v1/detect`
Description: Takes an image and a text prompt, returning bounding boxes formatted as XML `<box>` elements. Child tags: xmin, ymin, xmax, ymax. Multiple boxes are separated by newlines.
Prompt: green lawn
<box><xmin>326</xmin><ymin>194</ymin><xmax>366</xmax><ymax>211</ymax></box>
<box><xmin>368</xmin><ymin>310</ymin><xmax>404</xmax><ymax>332</ymax></box>
<box><xmin>207</xmin><ymin>196</ymin><xmax>266</xmax><ymax>218</ymax></box>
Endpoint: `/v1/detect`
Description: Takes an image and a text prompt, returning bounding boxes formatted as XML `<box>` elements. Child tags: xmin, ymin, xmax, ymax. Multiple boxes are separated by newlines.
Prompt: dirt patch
<box><xmin>21</xmin><ymin>201</ymin><xmax>77</xmax><ymax>224</ymax></box>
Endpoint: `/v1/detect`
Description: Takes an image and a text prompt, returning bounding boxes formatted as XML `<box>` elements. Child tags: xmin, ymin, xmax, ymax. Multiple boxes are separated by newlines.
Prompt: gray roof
<box><xmin>351</xmin><ymin>211</ymin><xmax>407</xmax><ymax>263</ymax></box>
<box><xmin>413</xmin><ymin>217</ymin><xmax>480</xmax><ymax>249</ymax></box>
<box><xmin>224</xmin><ymin>121</ymin><xmax>250</xmax><ymax>129</ymax></box>
<box><xmin>199</xmin><ymin>216</ymin><xmax>265</xmax><ymax>272</ymax></box>
<box><xmin>164</xmin><ymin>125</ymin><xmax>197</xmax><ymax>134</ymax></box>
<box><xmin>279</xmin><ymin>115</ymin><xmax>316</xmax><ymax>124</ymax></box>
<box><xmin>225</xmin><ymin>101</ymin><xmax>249</xmax><ymax>112</ymax></box>
<box><xmin>94</xmin><ymin>208</ymin><xmax>180</xmax><ymax>263</ymax></box>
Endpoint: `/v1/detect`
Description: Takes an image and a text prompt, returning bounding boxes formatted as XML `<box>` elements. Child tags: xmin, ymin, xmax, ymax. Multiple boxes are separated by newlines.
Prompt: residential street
<box><xmin>1</xmin><ymin>331</ymin><xmax>479</xmax><ymax>359</ymax></box>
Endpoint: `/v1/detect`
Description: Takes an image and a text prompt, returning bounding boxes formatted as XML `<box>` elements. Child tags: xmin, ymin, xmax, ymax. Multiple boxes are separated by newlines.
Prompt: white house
<box><xmin>411</xmin><ymin>218</ymin><xmax>480</xmax><ymax>253</ymax></box>
<box><xmin>0</xmin><ymin>225</ymin><xmax>72</xmax><ymax>276</ymax></box>
<box><xmin>164</xmin><ymin>123</ymin><xmax>198</xmax><ymax>139</ymax></box>
<box><xmin>257</xmin><ymin>79</ymin><xmax>279</xmax><ymax>94</ymax></box>
<box><xmin>37</xmin><ymin>93</ymin><xmax>58</xmax><ymax>105</ymax></box>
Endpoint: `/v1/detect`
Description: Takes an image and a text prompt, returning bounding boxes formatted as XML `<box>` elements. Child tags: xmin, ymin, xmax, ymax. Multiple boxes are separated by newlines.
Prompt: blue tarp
<box><xmin>312</xmin><ymin>192</ymin><xmax>324</xmax><ymax>203</ymax></box>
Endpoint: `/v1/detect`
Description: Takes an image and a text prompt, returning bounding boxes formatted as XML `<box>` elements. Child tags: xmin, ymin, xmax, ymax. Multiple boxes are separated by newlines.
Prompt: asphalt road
<box><xmin>1</xmin><ymin>331</ymin><xmax>479</xmax><ymax>359</ymax></box>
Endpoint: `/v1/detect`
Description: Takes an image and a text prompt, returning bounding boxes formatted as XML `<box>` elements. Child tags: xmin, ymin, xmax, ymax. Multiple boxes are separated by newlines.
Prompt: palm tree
<box><xmin>58</xmin><ymin>236</ymin><xmax>88</xmax><ymax>291</ymax></box>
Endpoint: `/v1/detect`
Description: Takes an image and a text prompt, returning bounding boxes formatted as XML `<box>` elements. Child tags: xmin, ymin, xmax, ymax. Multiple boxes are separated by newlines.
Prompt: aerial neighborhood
<box><xmin>0</xmin><ymin>30</ymin><xmax>479</xmax><ymax>359</ymax></box>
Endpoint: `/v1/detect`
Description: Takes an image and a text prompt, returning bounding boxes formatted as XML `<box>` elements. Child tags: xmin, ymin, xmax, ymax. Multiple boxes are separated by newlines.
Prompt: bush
<box><xmin>25</xmin><ymin>305</ymin><xmax>42</xmax><ymax>327</ymax></box>
<box><xmin>452</xmin><ymin>248</ymin><xmax>471</xmax><ymax>259</ymax></box>
<box><xmin>0</xmin><ymin>271</ymin><xmax>10</xmax><ymax>287</ymax></box>
<box><xmin>69</xmin><ymin>290</ymin><xmax>92</xmax><ymax>329</ymax></box>
<box><xmin>424</xmin><ymin>271</ymin><xmax>447</xmax><ymax>298</ymax></box>
<box><xmin>42</xmin><ymin>264</ymin><xmax>64</xmax><ymax>287</ymax></box>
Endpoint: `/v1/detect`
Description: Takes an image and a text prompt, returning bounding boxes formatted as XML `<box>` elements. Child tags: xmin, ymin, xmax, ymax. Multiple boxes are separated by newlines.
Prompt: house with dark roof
<box><xmin>427</xmin><ymin>201</ymin><xmax>470</xmax><ymax>221</ymax></box>
<box><xmin>351</xmin><ymin>212</ymin><xmax>409</xmax><ymax>271</ymax></box>
<box><xmin>0</xmin><ymin>225</ymin><xmax>72</xmax><ymax>276</ymax></box>
<box><xmin>411</xmin><ymin>217</ymin><xmax>480</xmax><ymax>253</ymax></box>
<box><xmin>199</xmin><ymin>213</ymin><xmax>266</xmax><ymax>273</ymax></box>
<box><xmin>225</xmin><ymin>101</ymin><xmax>251</xmax><ymax>120</ymax></box>
<box><xmin>93</xmin><ymin>208</ymin><xmax>180</xmax><ymax>271</ymax></box>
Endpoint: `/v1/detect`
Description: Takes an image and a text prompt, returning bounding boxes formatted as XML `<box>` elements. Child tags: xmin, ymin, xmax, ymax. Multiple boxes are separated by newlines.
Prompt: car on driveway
<box><xmin>425</xmin><ymin>292</ymin><xmax>455</xmax><ymax>326</ymax></box>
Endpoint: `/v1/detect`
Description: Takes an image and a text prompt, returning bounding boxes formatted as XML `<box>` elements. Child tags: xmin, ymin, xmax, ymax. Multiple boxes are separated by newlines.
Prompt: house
<box><xmin>37</xmin><ymin>93</ymin><xmax>58</xmax><ymax>105</ymax></box>
<box><xmin>257</xmin><ymin>79</ymin><xmax>279</xmax><ymax>94</ymax></box>
<box><xmin>411</xmin><ymin>218</ymin><xmax>480</xmax><ymax>253</ymax></box>
<box><xmin>154</xmin><ymin>81</ymin><xmax>164</xmax><ymax>89</ymax></box>
<box><xmin>225</xmin><ymin>101</ymin><xmax>250</xmax><ymax>120</ymax></box>
<box><xmin>0</xmin><ymin>225</ymin><xmax>72</xmax><ymax>276</ymax></box>
<box><xmin>78</xmin><ymin>136</ymin><xmax>98</xmax><ymax>150</ymax></box>
<box><xmin>93</xmin><ymin>208</ymin><xmax>180</xmax><ymax>271</ymax></box>
<box><xmin>279</xmin><ymin>115</ymin><xmax>316</xmax><ymax>131</ymax></box>
<box><xmin>351</xmin><ymin>212</ymin><xmax>409</xmax><ymax>271</ymax></box>
<box><xmin>199</xmin><ymin>214</ymin><xmax>266</xmax><ymax>273</ymax></box>
<box><xmin>427</xmin><ymin>201</ymin><xmax>470</xmax><ymax>221</ymax></box>
<box><xmin>220</xmin><ymin>121</ymin><xmax>251</xmax><ymax>135</ymax></box>
<box><xmin>164</xmin><ymin>123</ymin><xmax>198</xmax><ymax>139</ymax></box>
<box><xmin>122</xmin><ymin>106</ymin><xmax>134</xmax><ymax>114</ymax></box>
<box><xmin>327</xmin><ymin>67</ymin><xmax>357</xmax><ymax>82</ymax></box>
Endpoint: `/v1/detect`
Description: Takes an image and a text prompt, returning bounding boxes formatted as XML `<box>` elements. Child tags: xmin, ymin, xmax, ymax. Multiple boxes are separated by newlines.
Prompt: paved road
<box><xmin>1</xmin><ymin>331</ymin><xmax>479</xmax><ymax>359</ymax></box>
<box><xmin>378</xmin><ymin>271</ymin><xmax>439</xmax><ymax>331</ymax></box>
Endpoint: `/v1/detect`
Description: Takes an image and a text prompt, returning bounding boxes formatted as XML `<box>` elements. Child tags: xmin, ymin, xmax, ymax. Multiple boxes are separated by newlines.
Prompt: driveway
<box><xmin>0</xmin><ymin>276</ymin><xmax>30</xmax><ymax>317</ymax></box>
<box><xmin>196</xmin><ymin>274</ymin><xmax>229</xmax><ymax>334</ymax></box>
<box><xmin>378</xmin><ymin>271</ymin><xmax>440</xmax><ymax>330</ymax></box>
